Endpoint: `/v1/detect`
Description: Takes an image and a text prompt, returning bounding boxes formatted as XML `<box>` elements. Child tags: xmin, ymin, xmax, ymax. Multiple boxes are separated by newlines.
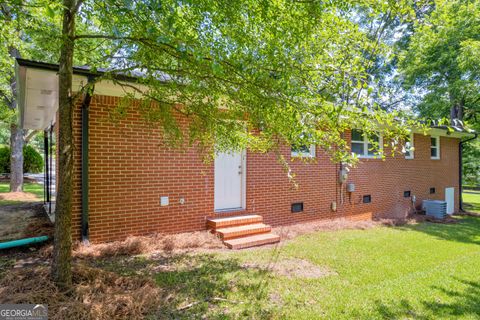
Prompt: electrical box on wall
<box><xmin>160</xmin><ymin>196</ymin><xmax>169</xmax><ymax>206</ymax></box>
<box><xmin>347</xmin><ymin>183</ymin><xmax>355</xmax><ymax>192</ymax></box>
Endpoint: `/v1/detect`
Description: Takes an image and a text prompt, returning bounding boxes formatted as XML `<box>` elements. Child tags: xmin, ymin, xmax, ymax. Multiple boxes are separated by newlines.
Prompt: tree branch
<box><xmin>74</xmin><ymin>34</ymin><xmax>149</xmax><ymax>41</ymax></box>
<box><xmin>73</xmin><ymin>0</ymin><xmax>85</xmax><ymax>14</ymax></box>
<box><xmin>24</xmin><ymin>129</ymin><xmax>39</xmax><ymax>143</ymax></box>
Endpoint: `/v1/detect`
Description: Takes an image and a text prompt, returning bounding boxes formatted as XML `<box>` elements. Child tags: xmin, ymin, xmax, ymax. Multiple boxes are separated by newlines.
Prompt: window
<box><xmin>291</xmin><ymin>145</ymin><xmax>316</xmax><ymax>158</ymax></box>
<box><xmin>430</xmin><ymin>187</ymin><xmax>436</xmax><ymax>194</ymax></box>
<box><xmin>404</xmin><ymin>191</ymin><xmax>411</xmax><ymax>198</ymax></box>
<box><xmin>430</xmin><ymin>136</ymin><xmax>440</xmax><ymax>159</ymax></box>
<box><xmin>363</xmin><ymin>195</ymin><xmax>372</xmax><ymax>203</ymax></box>
<box><xmin>404</xmin><ymin>134</ymin><xmax>414</xmax><ymax>159</ymax></box>
<box><xmin>351</xmin><ymin>129</ymin><xmax>382</xmax><ymax>158</ymax></box>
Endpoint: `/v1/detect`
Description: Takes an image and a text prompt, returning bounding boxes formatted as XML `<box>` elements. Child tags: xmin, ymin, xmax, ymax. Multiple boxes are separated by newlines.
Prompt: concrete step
<box><xmin>223</xmin><ymin>233</ymin><xmax>280</xmax><ymax>250</ymax></box>
<box><xmin>215</xmin><ymin>223</ymin><xmax>271</xmax><ymax>240</ymax></box>
<box><xmin>207</xmin><ymin>214</ymin><xmax>263</xmax><ymax>230</ymax></box>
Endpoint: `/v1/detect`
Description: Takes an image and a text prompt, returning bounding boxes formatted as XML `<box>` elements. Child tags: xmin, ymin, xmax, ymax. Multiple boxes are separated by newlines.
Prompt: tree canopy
<box><xmin>398</xmin><ymin>0</ymin><xmax>480</xmax><ymax>186</ymax></box>
<box><xmin>400</xmin><ymin>0</ymin><xmax>480</xmax><ymax>125</ymax></box>
<box><xmin>51</xmin><ymin>0</ymin><xmax>421</xmax><ymax>165</ymax></box>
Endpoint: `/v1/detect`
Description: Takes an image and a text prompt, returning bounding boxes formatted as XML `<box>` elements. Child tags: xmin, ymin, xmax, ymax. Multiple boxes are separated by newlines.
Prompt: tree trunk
<box><xmin>5</xmin><ymin>9</ymin><xmax>23</xmax><ymax>192</ymax></box>
<box><xmin>51</xmin><ymin>0</ymin><xmax>77</xmax><ymax>289</ymax></box>
<box><xmin>10</xmin><ymin>124</ymin><xmax>23</xmax><ymax>192</ymax></box>
<box><xmin>458</xmin><ymin>99</ymin><xmax>464</xmax><ymax>121</ymax></box>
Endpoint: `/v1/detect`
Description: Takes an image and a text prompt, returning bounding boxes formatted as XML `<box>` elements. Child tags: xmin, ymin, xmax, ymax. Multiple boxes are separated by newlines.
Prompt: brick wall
<box><xmin>247</xmin><ymin>131</ymin><xmax>459</xmax><ymax>228</ymax></box>
<box><xmin>70</xmin><ymin>95</ymin><xmax>460</xmax><ymax>242</ymax></box>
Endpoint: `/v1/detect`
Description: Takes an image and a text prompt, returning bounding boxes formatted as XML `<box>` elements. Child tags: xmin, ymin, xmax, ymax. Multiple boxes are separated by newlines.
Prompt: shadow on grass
<box><xmin>89</xmin><ymin>252</ymin><xmax>281</xmax><ymax>319</ymax></box>
<box><xmin>153</xmin><ymin>254</ymin><xmax>278</xmax><ymax>319</ymax></box>
<box><xmin>376</xmin><ymin>277</ymin><xmax>480</xmax><ymax>319</ymax></box>
<box><xmin>396</xmin><ymin>216</ymin><xmax>480</xmax><ymax>245</ymax></box>
<box><xmin>464</xmin><ymin>202</ymin><xmax>480</xmax><ymax>213</ymax></box>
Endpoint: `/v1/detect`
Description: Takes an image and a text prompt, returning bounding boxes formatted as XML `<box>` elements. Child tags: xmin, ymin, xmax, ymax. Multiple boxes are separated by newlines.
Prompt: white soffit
<box><xmin>23</xmin><ymin>68</ymin><xmax>60</xmax><ymax>130</ymax></box>
<box><xmin>412</xmin><ymin>128</ymin><xmax>475</xmax><ymax>139</ymax></box>
<box><xmin>20</xmin><ymin>67</ymin><xmax>148</xmax><ymax>130</ymax></box>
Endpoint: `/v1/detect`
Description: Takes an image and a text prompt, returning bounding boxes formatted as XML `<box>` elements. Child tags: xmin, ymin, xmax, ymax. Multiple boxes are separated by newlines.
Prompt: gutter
<box><xmin>81</xmin><ymin>77</ymin><xmax>95</xmax><ymax>243</ymax></box>
<box><xmin>16</xmin><ymin>58</ymin><xmax>141</xmax><ymax>83</ymax></box>
<box><xmin>459</xmin><ymin>132</ymin><xmax>478</xmax><ymax>212</ymax></box>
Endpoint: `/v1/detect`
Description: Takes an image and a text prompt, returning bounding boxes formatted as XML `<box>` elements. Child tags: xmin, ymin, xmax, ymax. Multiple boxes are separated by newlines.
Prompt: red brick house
<box><xmin>16</xmin><ymin>59</ymin><xmax>477</xmax><ymax>248</ymax></box>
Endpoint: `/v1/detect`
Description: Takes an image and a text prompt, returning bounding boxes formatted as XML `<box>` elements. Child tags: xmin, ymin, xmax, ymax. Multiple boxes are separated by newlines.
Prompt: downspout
<box><xmin>43</xmin><ymin>130</ymin><xmax>49</xmax><ymax>205</ymax></box>
<box><xmin>459</xmin><ymin>133</ymin><xmax>478</xmax><ymax>212</ymax></box>
<box><xmin>81</xmin><ymin>77</ymin><xmax>95</xmax><ymax>243</ymax></box>
<box><xmin>49</xmin><ymin>126</ymin><xmax>53</xmax><ymax>215</ymax></box>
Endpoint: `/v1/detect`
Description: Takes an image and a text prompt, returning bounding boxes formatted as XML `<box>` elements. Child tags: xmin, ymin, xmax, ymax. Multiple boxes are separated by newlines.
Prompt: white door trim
<box><xmin>214</xmin><ymin>150</ymin><xmax>246</xmax><ymax>212</ymax></box>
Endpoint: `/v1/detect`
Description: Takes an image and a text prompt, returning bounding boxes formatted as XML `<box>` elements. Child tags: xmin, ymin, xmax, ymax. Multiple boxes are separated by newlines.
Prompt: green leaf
<box><xmin>46</xmin><ymin>5</ymin><xmax>55</xmax><ymax>19</ymax></box>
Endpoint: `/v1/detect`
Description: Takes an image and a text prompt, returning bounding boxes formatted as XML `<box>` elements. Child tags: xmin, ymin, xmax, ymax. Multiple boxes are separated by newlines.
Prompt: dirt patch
<box><xmin>73</xmin><ymin>231</ymin><xmax>224</xmax><ymax>258</ymax></box>
<box><xmin>0</xmin><ymin>191</ymin><xmax>40</xmax><ymax>202</ymax></box>
<box><xmin>243</xmin><ymin>258</ymin><xmax>337</xmax><ymax>279</ymax></box>
<box><xmin>0</xmin><ymin>203</ymin><xmax>52</xmax><ymax>242</ymax></box>
<box><xmin>0</xmin><ymin>264</ymin><xmax>163</xmax><ymax>320</ymax></box>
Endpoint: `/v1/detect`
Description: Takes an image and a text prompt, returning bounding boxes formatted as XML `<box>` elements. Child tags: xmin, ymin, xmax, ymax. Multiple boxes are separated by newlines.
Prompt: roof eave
<box><xmin>16</xmin><ymin>58</ymin><xmax>141</xmax><ymax>84</ymax></box>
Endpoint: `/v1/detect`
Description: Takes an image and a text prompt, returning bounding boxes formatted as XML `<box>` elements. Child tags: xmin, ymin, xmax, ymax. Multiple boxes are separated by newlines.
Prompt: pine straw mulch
<box><xmin>0</xmin><ymin>230</ymin><xmax>225</xmax><ymax>319</ymax></box>
<box><xmin>0</xmin><ymin>265</ymin><xmax>163</xmax><ymax>320</ymax></box>
<box><xmin>0</xmin><ymin>231</ymin><xmax>225</xmax><ymax>320</ymax></box>
<box><xmin>0</xmin><ymin>191</ymin><xmax>40</xmax><ymax>202</ymax></box>
<box><xmin>273</xmin><ymin>218</ymin><xmax>383</xmax><ymax>240</ymax></box>
<box><xmin>273</xmin><ymin>214</ymin><xmax>458</xmax><ymax>241</ymax></box>
<box><xmin>72</xmin><ymin>231</ymin><xmax>224</xmax><ymax>259</ymax></box>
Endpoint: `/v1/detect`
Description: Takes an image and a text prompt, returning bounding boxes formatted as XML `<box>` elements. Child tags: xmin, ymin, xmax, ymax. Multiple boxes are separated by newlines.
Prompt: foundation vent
<box><xmin>291</xmin><ymin>202</ymin><xmax>304</xmax><ymax>213</ymax></box>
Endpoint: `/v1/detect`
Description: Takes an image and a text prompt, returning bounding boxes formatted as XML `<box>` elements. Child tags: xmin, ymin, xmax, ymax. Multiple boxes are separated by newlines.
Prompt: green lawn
<box><xmin>463</xmin><ymin>190</ymin><xmax>480</xmax><ymax>213</ymax></box>
<box><xmin>93</xmin><ymin>216</ymin><xmax>480</xmax><ymax>319</ymax></box>
<box><xmin>0</xmin><ymin>182</ymin><xmax>44</xmax><ymax>197</ymax></box>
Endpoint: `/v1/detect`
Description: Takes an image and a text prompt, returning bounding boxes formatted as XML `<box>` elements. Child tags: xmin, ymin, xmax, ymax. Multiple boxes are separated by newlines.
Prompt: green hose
<box><xmin>0</xmin><ymin>236</ymin><xmax>49</xmax><ymax>250</ymax></box>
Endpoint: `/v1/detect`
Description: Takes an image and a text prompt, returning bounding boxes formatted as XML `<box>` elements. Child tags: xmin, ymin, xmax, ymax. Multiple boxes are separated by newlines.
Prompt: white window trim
<box><xmin>431</xmin><ymin>136</ymin><xmax>440</xmax><ymax>160</ymax></box>
<box><xmin>405</xmin><ymin>133</ymin><xmax>414</xmax><ymax>159</ymax></box>
<box><xmin>351</xmin><ymin>130</ymin><xmax>383</xmax><ymax>159</ymax></box>
<box><xmin>291</xmin><ymin>145</ymin><xmax>316</xmax><ymax>158</ymax></box>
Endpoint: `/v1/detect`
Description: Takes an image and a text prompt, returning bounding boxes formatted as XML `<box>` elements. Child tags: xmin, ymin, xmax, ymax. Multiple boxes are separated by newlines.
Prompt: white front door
<box><xmin>445</xmin><ymin>187</ymin><xmax>455</xmax><ymax>215</ymax></box>
<box><xmin>214</xmin><ymin>150</ymin><xmax>245</xmax><ymax>211</ymax></box>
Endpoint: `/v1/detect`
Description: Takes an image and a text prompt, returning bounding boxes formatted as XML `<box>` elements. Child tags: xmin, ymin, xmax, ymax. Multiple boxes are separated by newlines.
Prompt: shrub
<box><xmin>23</xmin><ymin>145</ymin><xmax>44</xmax><ymax>173</ymax></box>
<box><xmin>0</xmin><ymin>147</ymin><xmax>10</xmax><ymax>173</ymax></box>
<box><xmin>0</xmin><ymin>145</ymin><xmax>44</xmax><ymax>174</ymax></box>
